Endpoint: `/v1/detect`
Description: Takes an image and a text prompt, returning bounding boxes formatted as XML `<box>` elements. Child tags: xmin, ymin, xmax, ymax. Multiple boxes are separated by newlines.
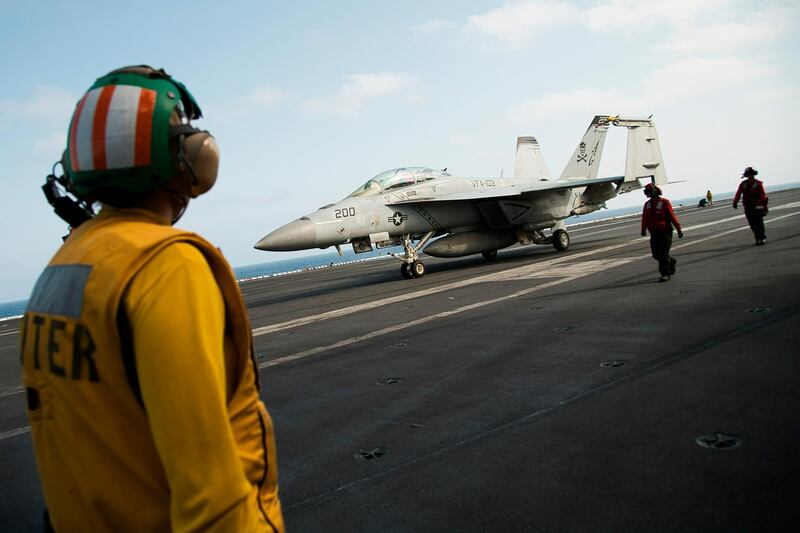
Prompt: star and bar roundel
<box><xmin>388</xmin><ymin>212</ymin><xmax>408</xmax><ymax>226</ymax></box>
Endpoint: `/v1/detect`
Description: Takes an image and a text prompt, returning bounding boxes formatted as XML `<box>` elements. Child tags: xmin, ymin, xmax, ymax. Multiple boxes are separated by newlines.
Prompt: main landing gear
<box><xmin>527</xmin><ymin>227</ymin><xmax>570</xmax><ymax>251</ymax></box>
<box><xmin>392</xmin><ymin>231</ymin><xmax>435</xmax><ymax>279</ymax></box>
<box><xmin>552</xmin><ymin>229</ymin><xmax>570</xmax><ymax>251</ymax></box>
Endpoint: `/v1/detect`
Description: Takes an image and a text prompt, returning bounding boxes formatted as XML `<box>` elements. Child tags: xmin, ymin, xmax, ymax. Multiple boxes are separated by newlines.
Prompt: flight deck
<box><xmin>1</xmin><ymin>188</ymin><xmax>799</xmax><ymax>531</ymax></box>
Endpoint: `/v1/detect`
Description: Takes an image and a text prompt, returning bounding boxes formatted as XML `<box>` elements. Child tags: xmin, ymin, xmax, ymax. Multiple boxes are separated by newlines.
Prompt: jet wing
<box><xmin>386</xmin><ymin>176</ymin><xmax>625</xmax><ymax>205</ymax></box>
<box><xmin>520</xmin><ymin>175</ymin><xmax>624</xmax><ymax>193</ymax></box>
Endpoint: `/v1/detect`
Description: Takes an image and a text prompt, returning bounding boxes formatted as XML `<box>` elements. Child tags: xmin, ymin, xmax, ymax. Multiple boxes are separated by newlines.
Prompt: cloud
<box><xmin>465</xmin><ymin>1</ymin><xmax>575</xmax><ymax>48</ymax></box>
<box><xmin>659</xmin><ymin>7</ymin><xmax>791</xmax><ymax>54</ymax></box>
<box><xmin>449</xmin><ymin>133</ymin><xmax>478</xmax><ymax>145</ymax></box>
<box><xmin>640</xmin><ymin>56</ymin><xmax>775</xmax><ymax>102</ymax></box>
<box><xmin>244</xmin><ymin>87</ymin><xmax>287</xmax><ymax>107</ymax></box>
<box><xmin>301</xmin><ymin>72</ymin><xmax>420</xmax><ymax>118</ymax></box>
<box><xmin>459</xmin><ymin>1</ymin><xmax>792</xmax><ymax>56</ymax></box>
<box><xmin>0</xmin><ymin>85</ymin><xmax>77</xmax><ymax>127</ymax></box>
<box><xmin>743</xmin><ymin>87</ymin><xmax>800</xmax><ymax>104</ymax></box>
<box><xmin>34</xmin><ymin>131</ymin><xmax>66</xmax><ymax>155</ymax></box>
<box><xmin>509</xmin><ymin>88</ymin><xmax>627</xmax><ymax>122</ymax></box>
<box><xmin>583</xmin><ymin>0</ymin><xmax>731</xmax><ymax>34</ymax></box>
<box><xmin>509</xmin><ymin>56</ymin><xmax>777</xmax><ymax>121</ymax></box>
<box><xmin>412</xmin><ymin>18</ymin><xmax>456</xmax><ymax>34</ymax></box>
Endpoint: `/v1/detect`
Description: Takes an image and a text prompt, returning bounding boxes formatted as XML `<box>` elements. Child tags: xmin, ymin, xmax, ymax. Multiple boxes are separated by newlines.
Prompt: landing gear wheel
<box><xmin>410</xmin><ymin>260</ymin><xmax>426</xmax><ymax>278</ymax></box>
<box><xmin>482</xmin><ymin>250</ymin><xmax>497</xmax><ymax>260</ymax></box>
<box><xmin>553</xmin><ymin>229</ymin><xmax>570</xmax><ymax>251</ymax></box>
<box><xmin>400</xmin><ymin>263</ymin><xmax>413</xmax><ymax>279</ymax></box>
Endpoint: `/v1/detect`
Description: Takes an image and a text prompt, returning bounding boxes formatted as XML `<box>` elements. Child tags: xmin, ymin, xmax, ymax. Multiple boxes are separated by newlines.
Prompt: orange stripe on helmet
<box><xmin>68</xmin><ymin>93</ymin><xmax>89</xmax><ymax>172</ymax></box>
<box><xmin>91</xmin><ymin>85</ymin><xmax>116</xmax><ymax>170</ymax></box>
<box><xmin>134</xmin><ymin>88</ymin><xmax>156</xmax><ymax>167</ymax></box>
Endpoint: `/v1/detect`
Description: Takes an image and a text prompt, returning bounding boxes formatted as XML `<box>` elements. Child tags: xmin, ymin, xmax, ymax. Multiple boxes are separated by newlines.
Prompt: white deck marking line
<box><xmin>258</xmin><ymin>258</ymin><xmax>635</xmax><ymax>369</ymax></box>
<box><xmin>0</xmin><ymin>330</ymin><xmax>19</xmax><ymax>337</ymax></box>
<box><xmin>252</xmin><ymin>252</ymin><xmax>606</xmax><ymax>337</ymax></box>
<box><xmin>252</xmin><ymin>210</ymin><xmax>761</xmax><ymax>337</ymax></box>
<box><xmin>671</xmin><ymin>211</ymin><xmax>799</xmax><ymax>251</ymax></box>
<box><xmin>570</xmin><ymin>224</ymin><xmax>635</xmax><ymax>238</ymax></box>
<box><xmin>0</xmin><ymin>385</ymin><xmax>24</xmax><ymax>398</ymax></box>
<box><xmin>569</xmin><ymin>217</ymin><xmax>638</xmax><ymax>233</ymax></box>
<box><xmin>2</xmin><ymin>211</ymin><xmax>798</xmax><ymax>440</ymax></box>
<box><xmin>252</xmin><ymin>247</ymin><xmax>635</xmax><ymax>337</ymax></box>
<box><xmin>0</xmin><ymin>425</ymin><xmax>30</xmax><ymax>441</ymax></box>
<box><xmin>569</xmin><ymin>204</ymin><xmax>726</xmax><ymax>236</ymax></box>
<box><xmin>257</xmin><ymin>210</ymin><xmax>800</xmax><ymax>370</ymax></box>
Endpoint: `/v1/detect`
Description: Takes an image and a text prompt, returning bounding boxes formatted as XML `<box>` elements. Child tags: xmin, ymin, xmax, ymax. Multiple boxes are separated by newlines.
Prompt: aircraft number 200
<box><xmin>335</xmin><ymin>207</ymin><xmax>357</xmax><ymax>218</ymax></box>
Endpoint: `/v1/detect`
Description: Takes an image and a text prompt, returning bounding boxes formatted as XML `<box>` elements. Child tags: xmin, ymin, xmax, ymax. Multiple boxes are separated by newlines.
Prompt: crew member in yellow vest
<box><xmin>22</xmin><ymin>66</ymin><xmax>284</xmax><ymax>532</ymax></box>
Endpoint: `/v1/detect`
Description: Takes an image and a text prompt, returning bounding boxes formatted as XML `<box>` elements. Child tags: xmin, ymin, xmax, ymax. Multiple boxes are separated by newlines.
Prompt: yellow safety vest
<box><xmin>20</xmin><ymin>209</ymin><xmax>283</xmax><ymax>532</ymax></box>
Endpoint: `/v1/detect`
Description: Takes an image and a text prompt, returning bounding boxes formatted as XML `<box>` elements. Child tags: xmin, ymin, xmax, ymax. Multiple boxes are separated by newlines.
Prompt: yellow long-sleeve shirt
<box><xmin>127</xmin><ymin>242</ymin><xmax>265</xmax><ymax>531</ymax></box>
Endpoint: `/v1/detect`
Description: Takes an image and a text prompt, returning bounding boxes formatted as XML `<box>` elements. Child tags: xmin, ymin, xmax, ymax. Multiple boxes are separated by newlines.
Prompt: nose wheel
<box><xmin>391</xmin><ymin>231</ymin><xmax>435</xmax><ymax>279</ymax></box>
<box><xmin>401</xmin><ymin>260</ymin><xmax>426</xmax><ymax>278</ymax></box>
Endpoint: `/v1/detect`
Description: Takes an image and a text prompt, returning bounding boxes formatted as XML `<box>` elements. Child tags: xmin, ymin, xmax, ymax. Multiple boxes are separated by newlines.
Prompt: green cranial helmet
<box><xmin>64</xmin><ymin>65</ymin><xmax>203</xmax><ymax>199</ymax></box>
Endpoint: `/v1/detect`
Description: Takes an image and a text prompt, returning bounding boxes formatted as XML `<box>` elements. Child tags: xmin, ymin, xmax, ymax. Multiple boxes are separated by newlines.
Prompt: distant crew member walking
<box><xmin>641</xmin><ymin>183</ymin><xmax>683</xmax><ymax>282</ymax></box>
<box><xmin>706</xmin><ymin>190</ymin><xmax>713</xmax><ymax>206</ymax></box>
<box><xmin>733</xmin><ymin>166</ymin><xmax>768</xmax><ymax>245</ymax></box>
<box><xmin>21</xmin><ymin>66</ymin><xmax>284</xmax><ymax>532</ymax></box>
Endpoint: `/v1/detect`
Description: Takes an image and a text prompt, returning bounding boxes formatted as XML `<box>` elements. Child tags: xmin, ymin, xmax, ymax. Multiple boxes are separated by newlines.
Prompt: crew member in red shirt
<box><xmin>641</xmin><ymin>183</ymin><xmax>683</xmax><ymax>282</ymax></box>
<box><xmin>733</xmin><ymin>166</ymin><xmax>768</xmax><ymax>245</ymax></box>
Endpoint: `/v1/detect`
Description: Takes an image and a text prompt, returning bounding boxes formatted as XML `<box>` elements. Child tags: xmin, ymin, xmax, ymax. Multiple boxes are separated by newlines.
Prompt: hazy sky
<box><xmin>1</xmin><ymin>0</ymin><xmax>798</xmax><ymax>302</ymax></box>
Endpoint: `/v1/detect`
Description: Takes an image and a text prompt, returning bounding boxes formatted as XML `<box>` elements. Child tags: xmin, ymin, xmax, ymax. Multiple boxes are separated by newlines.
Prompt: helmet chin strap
<box><xmin>158</xmin><ymin>175</ymin><xmax>192</xmax><ymax>224</ymax></box>
<box><xmin>170</xmin><ymin>195</ymin><xmax>189</xmax><ymax>224</ymax></box>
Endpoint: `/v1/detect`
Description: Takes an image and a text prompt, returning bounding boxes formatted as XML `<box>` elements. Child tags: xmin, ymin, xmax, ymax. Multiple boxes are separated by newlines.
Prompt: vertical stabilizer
<box><xmin>559</xmin><ymin>115</ymin><xmax>612</xmax><ymax>180</ymax></box>
<box><xmin>514</xmin><ymin>136</ymin><xmax>551</xmax><ymax>181</ymax></box>
<box><xmin>614</xmin><ymin>117</ymin><xmax>667</xmax><ymax>186</ymax></box>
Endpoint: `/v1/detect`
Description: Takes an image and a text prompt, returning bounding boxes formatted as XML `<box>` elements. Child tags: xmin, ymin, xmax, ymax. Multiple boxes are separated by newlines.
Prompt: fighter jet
<box><xmin>255</xmin><ymin>115</ymin><xmax>668</xmax><ymax>279</ymax></box>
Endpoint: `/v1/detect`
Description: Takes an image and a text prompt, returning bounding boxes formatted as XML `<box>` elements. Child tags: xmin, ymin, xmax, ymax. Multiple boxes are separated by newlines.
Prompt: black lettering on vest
<box><xmin>26</xmin><ymin>387</ymin><xmax>40</xmax><ymax>411</ymax></box>
<box><xmin>31</xmin><ymin>315</ymin><xmax>45</xmax><ymax>370</ymax></box>
<box><xmin>48</xmin><ymin>319</ymin><xmax>67</xmax><ymax>377</ymax></box>
<box><xmin>19</xmin><ymin>315</ymin><xmax>29</xmax><ymax>364</ymax></box>
<box><xmin>71</xmin><ymin>325</ymin><xmax>99</xmax><ymax>383</ymax></box>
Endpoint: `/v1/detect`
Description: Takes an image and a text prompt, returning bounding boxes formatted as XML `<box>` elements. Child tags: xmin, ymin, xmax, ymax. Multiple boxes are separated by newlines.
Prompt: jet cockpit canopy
<box><xmin>348</xmin><ymin>167</ymin><xmax>450</xmax><ymax>198</ymax></box>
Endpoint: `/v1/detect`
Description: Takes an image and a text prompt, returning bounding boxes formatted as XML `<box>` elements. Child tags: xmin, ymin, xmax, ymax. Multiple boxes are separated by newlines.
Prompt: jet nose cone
<box><xmin>254</xmin><ymin>219</ymin><xmax>317</xmax><ymax>251</ymax></box>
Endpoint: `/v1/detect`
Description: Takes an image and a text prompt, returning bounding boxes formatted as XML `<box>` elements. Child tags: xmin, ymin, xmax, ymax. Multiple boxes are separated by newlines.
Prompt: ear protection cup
<box><xmin>180</xmin><ymin>132</ymin><xmax>219</xmax><ymax>197</ymax></box>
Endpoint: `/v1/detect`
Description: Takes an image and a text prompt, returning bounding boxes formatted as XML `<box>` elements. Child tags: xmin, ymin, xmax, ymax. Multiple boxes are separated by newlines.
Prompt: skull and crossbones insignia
<box><xmin>577</xmin><ymin>142</ymin><xmax>588</xmax><ymax>163</ymax></box>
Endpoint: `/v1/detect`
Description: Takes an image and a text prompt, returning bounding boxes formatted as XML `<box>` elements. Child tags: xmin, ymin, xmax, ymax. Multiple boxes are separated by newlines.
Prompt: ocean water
<box><xmin>3</xmin><ymin>183</ymin><xmax>796</xmax><ymax>321</ymax></box>
<box><xmin>0</xmin><ymin>246</ymin><xmax>401</xmax><ymax>321</ymax></box>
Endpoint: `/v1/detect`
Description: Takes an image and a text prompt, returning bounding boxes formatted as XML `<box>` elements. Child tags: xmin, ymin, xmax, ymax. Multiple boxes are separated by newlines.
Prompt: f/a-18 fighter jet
<box><xmin>255</xmin><ymin>115</ymin><xmax>668</xmax><ymax>279</ymax></box>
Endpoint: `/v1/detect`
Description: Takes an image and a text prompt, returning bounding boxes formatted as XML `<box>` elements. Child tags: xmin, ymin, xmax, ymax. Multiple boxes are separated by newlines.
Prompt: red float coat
<box><xmin>733</xmin><ymin>178</ymin><xmax>767</xmax><ymax>207</ymax></box>
<box><xmin>641</xmin><ymin>197</ymin><xmax>682</xmax><ymax>234</ymax></box>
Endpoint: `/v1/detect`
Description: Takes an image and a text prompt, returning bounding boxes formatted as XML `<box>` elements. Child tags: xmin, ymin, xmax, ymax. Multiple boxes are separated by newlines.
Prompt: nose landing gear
<box><xmin>391</xmin><ymin>231</ymin><xmax>435</xmax><ymax>279</ymax></box>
